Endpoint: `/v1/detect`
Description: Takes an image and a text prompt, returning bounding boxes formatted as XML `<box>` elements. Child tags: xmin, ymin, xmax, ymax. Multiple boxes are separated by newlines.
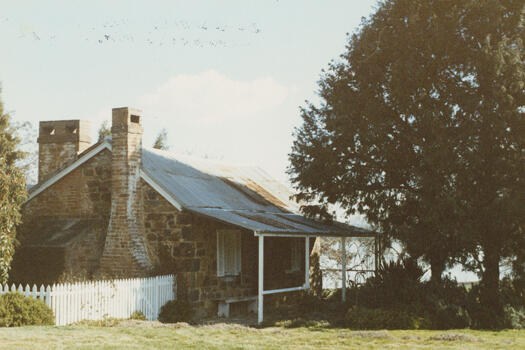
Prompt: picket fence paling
<box><xmin>0</xmin><ymin>274</ymin><xmax>176</xmax><ymax>326</ymax></box>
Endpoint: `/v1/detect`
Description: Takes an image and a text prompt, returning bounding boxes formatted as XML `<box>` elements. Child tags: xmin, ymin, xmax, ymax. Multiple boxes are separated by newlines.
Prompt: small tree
<box><xmin>153</xmin><ymin>128</ymin><xmax>169</xmax><ymax>150</ymax></box>
<box><xmin>0</xmin><ymin>90</ymin><xmax>27</xmax><ymax>284</ymax></box>
<box><xmin>12</xmin><ymin>121</ymin><xmax>37</xmax><ymax>185</ymax></box>
<box><xmin>97</xmin><ymin>120</ymin><xmax>111</xmax><ymax>142</ymax></box>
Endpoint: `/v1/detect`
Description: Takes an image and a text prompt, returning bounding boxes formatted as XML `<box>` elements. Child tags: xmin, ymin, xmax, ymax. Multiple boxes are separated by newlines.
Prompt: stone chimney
<box><xmin>99</xmin><ymin>107</ymin><xmax>153</xmax><ymax>276</ymax></box>
<box><xmin>37</xmin><ymin>120</ymin><xmax>91</xmax><ymax>182</ymax></box>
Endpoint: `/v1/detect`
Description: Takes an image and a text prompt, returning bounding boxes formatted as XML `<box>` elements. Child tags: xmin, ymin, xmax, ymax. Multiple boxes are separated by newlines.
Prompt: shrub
<box><xmin>129</xmin><ymin>310</ymin><xmax>147</xmax><ymax>321</ymax></box>
<box><xmin>158</xmin><ymin>300</ymin><xmax>193</xmax><ymax>323</ymax></box>
<box><xmin>359</xmin><ymin>258</ymin><xmax>425</xmax><ymax>309</ymax></box>
<box><xmin>297</xmin><ymin>292</ymin><xmax>325</xmax><ymax>312</ymax></box>
<box><xmin>421</xmin><ymin>280</ymin><xmax>472</xmax><ymax>329</ymax></box>
<box><xmin>426</xmin><ymin>302</ymin><xmax>471</xmax><ymax>329</ymax></box>
<box><xmin>345</xmin><ymin>306</ymin><xmax>423</xmax><ymax>330</ymax></box>
<box><xmin>500</xmin><ymin>277</ymin><xmax>525</xmax><ymax>307</ymax></box>
<box><xmin>0</xmin><ymin>292</ymin><xmax>54</xmax><ymax>327</ymax></box>
<box><xmin>503</xmin><ymin>305</ymin><xmax>525</xmax><ymax>329</ymax></box>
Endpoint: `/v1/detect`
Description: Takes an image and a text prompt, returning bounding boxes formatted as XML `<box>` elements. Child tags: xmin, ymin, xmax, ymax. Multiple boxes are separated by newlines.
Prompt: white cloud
<box><xmin>87</xmin><ymin>70</ymin><xmax>296</xmax><ymax>186</ymax></box>
<box><xmin>137</xmin><ymin>70</ymin><xmax>289</xmax><ymax>126</ymax></box>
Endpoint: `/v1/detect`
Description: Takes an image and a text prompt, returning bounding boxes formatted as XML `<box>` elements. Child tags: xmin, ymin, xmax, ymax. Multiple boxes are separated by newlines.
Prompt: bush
<box><xmin>129</xmin><ymin>310</ymin><xmax>147</xmax><ymax>321</ymax></box>
<box><xmin>296</xmin><ymin>292</ymin><xmax>325</xmax><ymax>312</ymax></box>
<box><xmin>330</xmin><ymin>260</ymin><xmax>525</xmax><ymax>330</ymax></box>
<box><xmin>0</xmin><ymin>292</ymin><xmax>54</xmax><ymax>327</ymax></box>
<box><xmin>503</xmin><ymin>305</ymin><xmax>525</xmax><ymax>329</ymax></box>
<box><xmin>158</xmin><ymin>300</ymin><xmax>193</xmax><ymax>323</ymax></box>
<box><xmin>345</xmin><ymin>306</ymin><xmax>424</xmax><ymax>330</ymax></box>
<box><xmin>426</xmin><ymin>301</ymin><xmax>471</xmax><ymax>329</ymax></box>
<box><xmin>358</xmin><ymin>258</ymin><xmax>425</xmax><ymax>309</ymax></box>
<box><xmin>500</xmin><ymin>277</ymin><xmax>525</xmax><ymax>307</ymax></box>
<box><xmin>420</xmin><ymin>280</ymin><xmax>472</xmax><ymax>329</ymax></box>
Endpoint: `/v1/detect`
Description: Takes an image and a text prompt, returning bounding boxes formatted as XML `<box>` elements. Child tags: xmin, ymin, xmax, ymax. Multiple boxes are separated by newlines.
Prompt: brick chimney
<box><xmin>99</xmin><ymin>107</ymin><xmax>153</xmax><ymax>276</ymax></box>
<box><xmin>37</xmin><ymin>120</ymin><xmax>91</xmax><ymax>182</ymax></box>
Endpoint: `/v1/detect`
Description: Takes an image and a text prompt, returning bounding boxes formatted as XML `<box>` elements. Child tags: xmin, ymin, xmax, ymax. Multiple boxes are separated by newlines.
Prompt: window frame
<box><xmin>216</xmin><ymin>229</ymin><xmax>242</xmax><ymax>277</ymax></box>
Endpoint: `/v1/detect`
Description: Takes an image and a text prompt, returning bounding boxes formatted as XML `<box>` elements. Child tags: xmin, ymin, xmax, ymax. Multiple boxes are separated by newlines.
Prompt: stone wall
<box><xmin>22</xmin><ymin>149</ymin><xmax>111</xmax><ymax>219</ymax></box>
<box><xmin>99</xmin><ymin>108</ymin><xmax>152</xmax><ymax>276</ymax></box>
<box><xmin>142</xmin><ymin>181</ymin><xmax>319</xmax><ymax>317</ymax></box>
<box><xmin>37</xmin><ymin>120</ymin><xmax>91</xmax><ymax>182</ymax></box>
<box><xmin>142</xmin><ymin>182</ymin><xmax>257</xmax><ymax>316</ymax></box>
<box><xmin>12</xmin><ymin>150</ymin><xmax>112</xmax><ymax>284</ymax></box>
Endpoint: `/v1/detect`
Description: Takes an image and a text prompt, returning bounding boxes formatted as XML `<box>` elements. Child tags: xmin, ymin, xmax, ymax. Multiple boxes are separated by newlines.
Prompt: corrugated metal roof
<box><xmin>143</xmin><ymin>147</ymin><xmax>374</xmax><ymax>237</ymax></box>
<box><xmin>142</xmin><ymin>147</ymin><xmax>298</xmax><ymax>212</ymax></box>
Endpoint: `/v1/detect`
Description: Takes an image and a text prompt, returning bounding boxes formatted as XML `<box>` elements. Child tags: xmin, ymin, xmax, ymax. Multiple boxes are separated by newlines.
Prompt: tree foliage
<box><xmin>288</xmin><ymin>0</ymin><xmax>524</xmax><ymax>315</ymax></box>
<box><xmin>97</xmin><ymin>120</ymin><xmax>111</xmax><ymax>142</ymax></box>
<box><xmin>153</xmin><ymin>128</ymin><xmax>169</xmax><ymax>150</ymax></box>
<box><xmin>12</xmin><ymin>121</ymin><xmax>37</xmax><ymax>185</ymax></box>
<box><xmin>0</xmin><ymin>90</ymin><xmax>27</xmax><ymax>284</ymax></box>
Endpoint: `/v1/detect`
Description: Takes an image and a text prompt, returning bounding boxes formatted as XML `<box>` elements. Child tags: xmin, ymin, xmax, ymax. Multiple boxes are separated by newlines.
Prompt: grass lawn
<box><xmin>0</xmin><ymin>321</ymin><xmax>523</xmax><ymax>349</ymax></box>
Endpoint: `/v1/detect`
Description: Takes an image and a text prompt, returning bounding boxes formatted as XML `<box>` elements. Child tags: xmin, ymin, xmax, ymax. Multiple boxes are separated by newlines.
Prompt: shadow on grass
<box><xmin>259</xmin><ymin>300</ymin><xmax>348</xmax><ymax>330</ymax></box>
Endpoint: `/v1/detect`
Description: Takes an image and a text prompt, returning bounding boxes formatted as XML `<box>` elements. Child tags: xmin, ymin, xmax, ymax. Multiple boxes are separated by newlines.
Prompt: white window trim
<box><xmin>217</xmin><ymin>229</ymin><xmax>242</xmax><ymax>277</ymax></box>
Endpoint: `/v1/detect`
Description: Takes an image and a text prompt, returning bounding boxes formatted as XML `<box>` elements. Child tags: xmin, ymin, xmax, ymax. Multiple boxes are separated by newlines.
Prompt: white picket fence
<box><xmin>0</xmin><ymin>275</ymin><xmax>176</xmax><ymax>326</ymax></box>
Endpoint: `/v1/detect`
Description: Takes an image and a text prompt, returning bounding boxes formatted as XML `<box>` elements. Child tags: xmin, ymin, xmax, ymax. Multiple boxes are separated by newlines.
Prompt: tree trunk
<box><xmin>480</xmin><ymin>243</ymin><xmax>503</xmax><ymax>327</ymax></box>
<box><xmin>430</xmin><ymin>258</ymin><xmax>445</xmax><ymax>285</ymax></box>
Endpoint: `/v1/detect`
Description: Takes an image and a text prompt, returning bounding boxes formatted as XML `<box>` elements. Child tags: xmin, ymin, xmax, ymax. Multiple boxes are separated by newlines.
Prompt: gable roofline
<box><xmin>25</xmin><ymin>140</ymin><xmax>186</xmax><ymax>212</ymax></box>
<box><xmin>140</xmin><ymin>168</ymin><xmax>183</xmax><ymax>211</ymax></box>
<box><xmin>26</xmin><ymin>140</ymin><xmax>112</xmax><ymax>202</ymax></box>
<box><xmin>25</xmin><ymin>137</ymin><xmax>375</xmax><ymax>237</ymax></box>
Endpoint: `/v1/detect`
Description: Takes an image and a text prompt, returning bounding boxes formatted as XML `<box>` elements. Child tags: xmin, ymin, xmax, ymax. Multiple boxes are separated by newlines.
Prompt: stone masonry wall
<box><xmin>142</xmin><ymin>182</ymin><xmax>255</xmax><ymax>316</ymax></box>
<box><xmin>38</xmin><ymin>120</ymin><xmax>91</xmax><ymax>182</ymax></box>
<box><xmin>142</xmin><ymin>181</ymin><xmax>319</xmax><ymax>317</ymax></box>
<box><xmin>99</xmin><ymin>108</ymin><xmax>153</xmax><ymax>277</ymax></box>
<box><xmin>38</xmin><ymin>142</ymin><xmax>78</xmax><ymax>182</ymax></box>
<box><xmin>23</xmin><ymin>149</ymin><xmax>112</xmax><ymax>219</ymax></box>
<box><xmin>13</xmin><ymin>150</ymin><xmax>112</xmax><ymax>283</ymax></box>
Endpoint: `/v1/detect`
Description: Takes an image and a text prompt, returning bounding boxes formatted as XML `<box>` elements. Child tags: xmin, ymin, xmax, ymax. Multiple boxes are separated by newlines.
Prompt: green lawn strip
<box><xmin>0</xmin><ymin>325</ymin><xmax>522</xmax><ymax>349</ymax></box>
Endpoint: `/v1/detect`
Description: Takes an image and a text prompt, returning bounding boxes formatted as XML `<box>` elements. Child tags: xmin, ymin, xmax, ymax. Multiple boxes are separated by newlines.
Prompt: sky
<box><xmin>0</xmin><ymin>0</ymin><xmax>376</xmax><ymax>186</ymax></box>
<box><xmin>0</xmin><ymin>0</ymin><xmax>479</xmax><ymax>282</ymax></box>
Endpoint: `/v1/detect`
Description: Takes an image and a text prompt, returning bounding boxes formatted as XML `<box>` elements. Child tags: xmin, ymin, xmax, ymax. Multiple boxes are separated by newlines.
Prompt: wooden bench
<box><xmin>217</xmin><ymin>296</ymin><xmax>258</xmax><ymax>317</ymax></box>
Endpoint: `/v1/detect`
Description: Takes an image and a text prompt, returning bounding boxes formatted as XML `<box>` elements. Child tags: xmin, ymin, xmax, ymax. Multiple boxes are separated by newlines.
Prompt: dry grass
<box><xmin>429</xmin><ymin>332</ymin><xmax>484</xmax><ymax>342</ymax></box>
<box><xmin>0</xmin><ymin>321</ymin><xmax>522</xmax><ymax>349</ymax></box>
<box><xmin>345</xmin><ymin>330</ymin><xmax>393</xmax><ymax>339</ymax></box>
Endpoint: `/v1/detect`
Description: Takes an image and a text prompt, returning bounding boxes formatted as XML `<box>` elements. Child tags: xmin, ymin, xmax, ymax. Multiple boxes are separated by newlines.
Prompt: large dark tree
<box><xmin>288</xmin><ymin>0</ymin><xmax>524</xmax><ymax>315</ymax></box>
<box><xmin>0</xmin><ymin>90</ymin><xmax>27</xmax><ymax>284</ymax></box>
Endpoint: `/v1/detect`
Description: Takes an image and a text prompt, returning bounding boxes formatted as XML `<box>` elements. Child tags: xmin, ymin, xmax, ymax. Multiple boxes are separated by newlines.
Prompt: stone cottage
<box><xmin>11</xmin><ymin>107</ymin><xmax>374</xmax><ymax>319</ymax></box>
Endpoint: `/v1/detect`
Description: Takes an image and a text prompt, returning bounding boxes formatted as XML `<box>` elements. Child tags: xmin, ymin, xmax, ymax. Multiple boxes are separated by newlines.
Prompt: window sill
<box><xmin>218</xmin><ymin>275</ymin><xmax>240</xmax><ymax>282</ymax></box>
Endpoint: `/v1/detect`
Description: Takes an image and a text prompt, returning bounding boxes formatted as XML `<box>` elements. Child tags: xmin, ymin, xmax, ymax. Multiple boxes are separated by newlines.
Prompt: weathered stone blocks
<box><xmin>38</xmin><ymin>120</ymin><xmax>91</xmax><ymax>182</ymax></box>
<box><xmin>99</xmin><ymin>107</ymin><xmax>153</xmax><ymax>276</ymax></box>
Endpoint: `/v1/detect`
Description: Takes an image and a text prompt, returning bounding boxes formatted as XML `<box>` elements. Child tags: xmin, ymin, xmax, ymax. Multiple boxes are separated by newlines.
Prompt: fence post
<box><xmin>45</xmin><ymin>285</ymin><xmax>51</xmax><ymax>308</ymax></box>
<box><xmin>154</xmin><ymin>276</ymin><xmax>159</xmax><ymax>320</ymax></box>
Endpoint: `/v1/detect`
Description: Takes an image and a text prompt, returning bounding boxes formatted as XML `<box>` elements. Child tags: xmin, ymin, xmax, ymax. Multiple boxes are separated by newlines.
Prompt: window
<box><xmin>217</xmin><ymin>230</ymin><xmax>241</xmax><ymax>277</ymax></box>
<box><xmin>287</xmin><ymin>238</ymin><xmax>302</xmax><ymax>273</ymax></box>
